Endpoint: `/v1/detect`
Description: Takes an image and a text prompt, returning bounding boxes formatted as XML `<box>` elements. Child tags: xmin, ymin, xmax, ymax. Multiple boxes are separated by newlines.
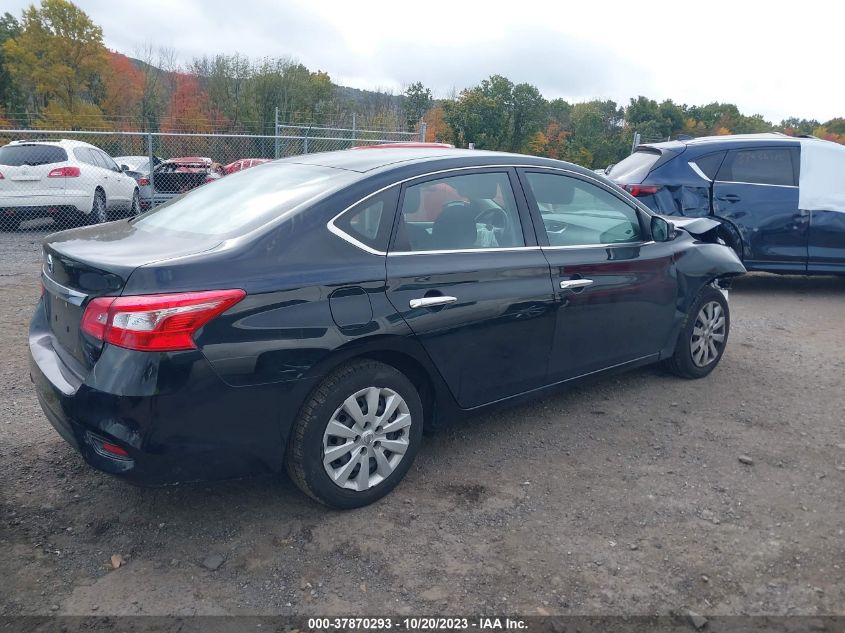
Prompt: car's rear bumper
<box><xmin>28</xmin><ymin>300</ymin><xmax>308</xmax><ymax>486</ymax></box>
<box><xmin>1</xmin><ymin>193</ymin><xmax>90</xmax><ymax>216</ymax></box>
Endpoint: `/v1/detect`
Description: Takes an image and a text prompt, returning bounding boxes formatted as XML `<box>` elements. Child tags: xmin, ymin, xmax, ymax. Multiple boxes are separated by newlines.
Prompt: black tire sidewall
<box><xmin>292</xmin><ymin>362</ymin><xmax>424</xmax><ymax>509</ymax></box>
<box><xmin>92</xmin><ymin>191</ymin><xmax>106</xmax><ymax>224</ymax></box>
<box><xmin>674</xmin><ymin>286</ymin><xmax>731</xmax><ymax>378</ymax></box>
<box><xmin>131</xmin><ymin>189</ymin><xmax>140</xmax><ymax>216</ymax></box>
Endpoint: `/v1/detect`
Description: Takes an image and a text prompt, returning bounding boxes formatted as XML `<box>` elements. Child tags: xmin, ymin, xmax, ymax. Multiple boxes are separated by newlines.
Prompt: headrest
<box><xmin>431</xmin><ymin>204</ymin><xmax>478</xmax><ymax>250</ymax></box>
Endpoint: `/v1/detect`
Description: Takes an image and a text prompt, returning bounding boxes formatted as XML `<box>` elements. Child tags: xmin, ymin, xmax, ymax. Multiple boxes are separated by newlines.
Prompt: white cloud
<box><xmin>4</xmin><ymin>0</ymin><xmax>844</xmax><ymax>122</ymax></box>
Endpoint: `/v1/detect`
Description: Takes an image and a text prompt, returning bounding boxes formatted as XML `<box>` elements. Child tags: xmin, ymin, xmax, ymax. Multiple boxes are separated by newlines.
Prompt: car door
<box><xmin>96</xmin><ymin>150</ymin><xmax>132</xmax><ymax>208</ymax></box>
<box><xmin>711</xmin><ymin>146</ymin><xmax>806</xmax><ymax>273</ymax></box>
<box><xmin>518</xmin><ymin>168</ymin><xmax>678</xmax><ymax>381</ymax></box>
<box><xmin>384</xmin><ymin>168</ymin><xmax>558</xmax><ymax>409</ymax></box>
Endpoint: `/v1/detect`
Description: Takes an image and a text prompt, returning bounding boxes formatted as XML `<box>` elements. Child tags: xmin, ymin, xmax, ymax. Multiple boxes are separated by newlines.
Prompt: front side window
<box><xmin>716</xmin><ymin>148</ymin><xmax>795</xmax><ymax>186</ymax></box>
<box><xmin>97</xmin><ymin>150</ymin><xmax>120</xmax><ymax>172</ymax></box>
<box><xmin>524</xmin><ymin>172</ymin><xmax>642</xmax><ymax>246</ymax></box>
<box><xmin>393</xmin><ymin>172</ymin><xmax>524</xmax><ymax>252</ymax></box>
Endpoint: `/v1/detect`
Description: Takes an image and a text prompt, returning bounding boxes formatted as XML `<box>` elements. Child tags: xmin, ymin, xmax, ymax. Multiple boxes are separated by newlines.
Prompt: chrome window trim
<box><xmin>41</xmin><ymin>270</ymin><xmax>88</xmax><ymax>306</ymax></box>
<box><xmin>688</xmin><ymin>161</ymin><xmax>711</xmax><ymax>182</ymax></box>
<box><xmin>714</xmin><ymin>180</ymin><xmax>798</xmax><ymax>189</ymax></box>
<box><xmin>326</xmin><ymin>164</ymin><xmax>621</xmax><ymax>256</ymax></box>
<box><xmin>541</xmin><ymin>240</ymin><xmax>655</xmax><ymax>251</ymax></box>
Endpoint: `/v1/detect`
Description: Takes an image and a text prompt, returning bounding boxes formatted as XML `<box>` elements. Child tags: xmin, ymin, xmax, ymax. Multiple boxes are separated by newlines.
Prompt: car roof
<box><xmin>640</xmin><ymin>132</ymin><xmax>802</xmax><ymax>153</ymax></box>
<box><xmin>281</xmin><ymin>147</ymin><xmax>593</xmax><ymax>176</ymax></box>
<box><xmin>6</xmin><ymin>138</ymin><xmax>102</xmax><ymax>149</ymax></box>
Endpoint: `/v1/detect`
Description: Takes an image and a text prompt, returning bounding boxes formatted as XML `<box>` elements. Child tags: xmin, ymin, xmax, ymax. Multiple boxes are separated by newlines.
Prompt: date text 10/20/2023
<box><xmin>306</xmin><ymin>617</ymin><xmax>528</xmax><ymax>630</ymax></box>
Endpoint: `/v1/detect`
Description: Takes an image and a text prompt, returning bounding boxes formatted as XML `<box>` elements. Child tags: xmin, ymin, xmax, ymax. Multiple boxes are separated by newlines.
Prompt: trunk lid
<box><xmin>41</xmin><ymin>220</ymin><xmax>223</xmax><ymax>371</ymax></box>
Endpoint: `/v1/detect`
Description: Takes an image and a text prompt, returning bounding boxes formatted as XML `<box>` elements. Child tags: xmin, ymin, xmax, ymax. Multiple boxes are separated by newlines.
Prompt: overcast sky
<box><xmin>6</xmin><ymin>0</ymin><xmax>843</xmax><ymax>123</ymax></box>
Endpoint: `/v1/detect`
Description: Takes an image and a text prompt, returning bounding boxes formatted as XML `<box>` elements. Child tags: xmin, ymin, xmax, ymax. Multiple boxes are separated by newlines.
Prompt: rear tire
<box><xmin>663</xmin><ymin>285</ymin><xmax>730</xmax><ymax>379</ymax></box>
<box><xmin>286</xmin><ymin>360</ymin><xmax>424</xmax><ymax>509</ymax></box>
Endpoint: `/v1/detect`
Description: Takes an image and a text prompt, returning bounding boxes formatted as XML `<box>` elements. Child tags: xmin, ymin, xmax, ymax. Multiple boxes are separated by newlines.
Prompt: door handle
<box><xmin>559</xmin><ymin>279</ymin><xmax>594</xmax><ymax>291</ymax></box>
<box><xmin>718</xmin><ymin>194</ymin><xmax>741</xmax><ymax>202</ymax></box>
<box><xmin>409</xmin><ymin>296</ymin><xmax>457</xmax><ymax>309</ymax></box>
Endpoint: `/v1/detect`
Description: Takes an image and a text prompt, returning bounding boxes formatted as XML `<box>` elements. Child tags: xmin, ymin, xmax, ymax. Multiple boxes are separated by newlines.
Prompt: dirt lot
<box><xmin>1</xmin><ymin>229</ymin><xmax>844</xmax><ymax>617</ymax></box>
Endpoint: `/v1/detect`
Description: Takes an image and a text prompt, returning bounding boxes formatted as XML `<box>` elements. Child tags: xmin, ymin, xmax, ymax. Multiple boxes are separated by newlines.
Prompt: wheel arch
<box><xmin>289</xmin><ymin>335</ymin><xmax>459</xmax><ymax>437</ymax></box>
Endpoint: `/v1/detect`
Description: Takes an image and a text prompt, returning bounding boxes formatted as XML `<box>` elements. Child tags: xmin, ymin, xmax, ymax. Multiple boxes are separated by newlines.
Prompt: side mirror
<box><xmin>120</xmin><ymin>164</ymin><xmax>130</xmax><ymax>172</ymax></box>
<box><xmin>651</xmin><ymin>215</ymin><xmax>674</xmax><ymax>242</ymax></box>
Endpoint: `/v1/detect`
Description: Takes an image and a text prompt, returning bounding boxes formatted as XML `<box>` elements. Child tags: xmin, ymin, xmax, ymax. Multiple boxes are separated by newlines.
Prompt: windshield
<box><xmin>132</xmin><ymin>162</ymin><xmax>356</xmax><ymax>236</ymax></box>
<box><xmin>0</xmin><ymin>144</ymin><xmax>68</xmax><ymax>166</ymax></box>
<box><xmin>606</xmin><ymin>150</ymin><xmax>661</xmax><ymax>183</ymax></box>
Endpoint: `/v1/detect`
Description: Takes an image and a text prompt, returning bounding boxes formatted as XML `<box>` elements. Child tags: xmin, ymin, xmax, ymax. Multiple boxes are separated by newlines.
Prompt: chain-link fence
<box><xmin>0</xmin><ymin>126</ymin><xmax>423</xmax><ymax>232</ymax></box>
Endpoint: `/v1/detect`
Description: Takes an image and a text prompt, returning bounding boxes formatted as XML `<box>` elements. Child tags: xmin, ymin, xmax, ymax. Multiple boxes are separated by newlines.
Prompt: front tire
<box><xmin>286</xmin><ymin>360</ymin><xmax>424</xmax><ymax>509</ymax></box>
<box><xmin>129</xmin><ymin>189</ymin><xmax>140</xmax><ymax>216</ymax></box>
<box><xmin>89</xmin><ymin>190</ymin><xmax>107</xmax><ymax>224</ymax></box>
<box><xmin>664</xmin><ymin>285</ymin><xmax>730</xmax><ymax>379</ymax></box>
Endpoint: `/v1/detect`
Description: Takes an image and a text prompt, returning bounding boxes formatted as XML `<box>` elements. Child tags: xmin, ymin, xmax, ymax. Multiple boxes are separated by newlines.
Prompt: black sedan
<box><xmin>29</xmin><ymin>148</ymin><xmax>745</xmax><ymax>508</ymax></box>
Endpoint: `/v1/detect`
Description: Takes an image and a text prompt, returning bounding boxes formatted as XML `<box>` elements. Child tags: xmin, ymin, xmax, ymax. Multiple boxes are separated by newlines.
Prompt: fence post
<box><xmin>147</xmin><ymin>132</ymin><xmax>155</xmax><ymax>207</ymax></box>
<box><xmin>631</xmin><ymin>132</ymin><xmax>641</xmax><ymax>154</ymax></box>
<box><xmin>303</xmin><ymin>125</ymin><xmax>311</xmax><ymax>154</ymax></box>
<box><xmin>274</xmin><ymin>107</ymin><xmax>280</xmax><ymax>159</ymax></box>
<box><xmin>352</xmin><ymin>113</ymin><xmax>356</xmax><ymax>147</ymax></box>
<box><xmin>419</xmin><ymin>120</ymin><xmax>427</xmax><ymax>143</ymax></box>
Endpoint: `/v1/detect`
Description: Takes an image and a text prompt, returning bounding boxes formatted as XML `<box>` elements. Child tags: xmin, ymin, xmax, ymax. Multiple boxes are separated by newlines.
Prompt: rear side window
<box><xmin>0</xmin><ymin>144</ymin><xmax>68</xmax><ymax>166</ymax></box>
<box><xmin>133</xmin><ymin>162</ymin><xmax>357</xmax><ymax>237</ymax></box>
<box><xmin>716</xmin><ymin>148</ymin><xmax>796</xmax><ymax>186</ymax></box>
<box><xmin>73</xmin><ymin>147</ymin><xmax>96</xmax><ymax>165</ymax></box>
<box><xmin>691</xmin><ymin>151</ymin><xmax>726</xmax><ymax>180</ymax></box>
<box><xmin>334</xmin><ymin>187</ymin><xmax>399</xmax><ymax>252</ymax></box>
<box><xmin>393</xmin><ymin>172</ymin><xmax>524</xmax><ymax>252</ymax></box>
<box><xmin>606</xmin><ymin>150</ymin><xmax>661</xmax><ymax>183</ymax></box>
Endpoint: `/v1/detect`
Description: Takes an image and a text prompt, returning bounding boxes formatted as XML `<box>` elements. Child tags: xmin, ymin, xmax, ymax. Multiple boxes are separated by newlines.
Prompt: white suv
<box><xmin>0</xmin><ymin>139</ymin><xmax>140</xmax><ymax>230</ymax></box>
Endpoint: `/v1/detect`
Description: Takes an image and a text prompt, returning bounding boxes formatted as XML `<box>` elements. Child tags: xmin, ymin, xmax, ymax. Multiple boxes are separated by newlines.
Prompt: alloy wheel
<box><xmin>690</xmin><ymin>300</ymin><xmax>726</xmax><ymax>367</ymax></box>
<box><xmin>322</xmin><ymin>386</ymin><xmax>412</xmax><ymax>491</ymax></box>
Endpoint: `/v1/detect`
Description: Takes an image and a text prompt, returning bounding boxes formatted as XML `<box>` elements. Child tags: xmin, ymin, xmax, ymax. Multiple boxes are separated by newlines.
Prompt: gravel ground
<box><xmin>1</xmin><ymin>230</ymin><xmax>844</xmax><ymax>617</ymax></box>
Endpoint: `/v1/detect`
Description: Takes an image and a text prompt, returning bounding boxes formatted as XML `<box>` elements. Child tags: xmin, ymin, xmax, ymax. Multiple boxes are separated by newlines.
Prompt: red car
<box><xmin>224</xmin><ymin>158</ymin><xmax>271</xmax><ymax>175</ymax></box>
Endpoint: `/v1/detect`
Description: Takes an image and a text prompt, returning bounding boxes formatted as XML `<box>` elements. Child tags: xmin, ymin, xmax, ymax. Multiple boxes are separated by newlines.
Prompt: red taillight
<box><xmin>624</xmin><ymin>184</ymin><xmax>662</xmax><ymax>197</ymax></box>
<box><xmin>138</xmin><ymin>177</ymin><xmax>150</xmax><ymax>186</ymax></box>
<box><xmin>48</xmin><ymin>166</ymin><xmax>81</xmax><ymax>178</ymax></box>
<box><xmin>80</xmin><ymin>289</ymin><xmax>246</xmax><ymax>352</ymax></box>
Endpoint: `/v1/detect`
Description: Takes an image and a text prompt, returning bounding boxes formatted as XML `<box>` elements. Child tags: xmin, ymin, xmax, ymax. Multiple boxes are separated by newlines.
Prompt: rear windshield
<box><xmin>132</xmin><ymin>162</ymin><xmax>356</xmax><ymax>236</ymax></box>
<box><xmin>606</xmin><ymin>150</ymin><xmax>661</xmax><ymax>183</ymax></box>
<box><xmin>0</xmin><ymin>144</ymin><xmax>68</xmax><ymax>166</ymax></box>
<box><xmin>116</xmin><ymin>157</ymin><xmax>149</xmax><ymax>172</ymax></box>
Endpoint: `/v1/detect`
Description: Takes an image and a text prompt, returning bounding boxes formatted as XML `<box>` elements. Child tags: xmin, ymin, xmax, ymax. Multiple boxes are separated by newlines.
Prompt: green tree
<box><xmin>402</xmin><ymin>81</ymin><xmax>432</xmax><ymax>130</ymax></box>
<box><xmin>0</xmin><ymin>12</ymin><xmax>23</xmax><ymax>119</ymax></box>
<box><xmin>443</xmin><ymin>75</ymin><xmax>547</xmax><ymax>152</ymax></box>
<box><xmin>3</xmin><ymin>0</ymin><xmax>107</xmax><ymax>124</ymax></box>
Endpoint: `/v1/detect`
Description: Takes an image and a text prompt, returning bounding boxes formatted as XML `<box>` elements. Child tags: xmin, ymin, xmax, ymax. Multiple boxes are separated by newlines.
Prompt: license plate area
<box><xmin>46</xmin><ymin>290</ymin><xmax>86</xmax><ymax>364</ymax></box>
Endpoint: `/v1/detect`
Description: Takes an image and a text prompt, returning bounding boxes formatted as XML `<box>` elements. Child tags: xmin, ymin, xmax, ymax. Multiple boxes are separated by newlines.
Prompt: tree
<box><xmin>100</xmin><ymin>51</ymin><xmax>143</xmax><ymax>129</ymax></box>
<box><xmin>0</xmin><ymin>12</ymin><xmax>22</xmax><ymax>119</ymax></box>
<box><xmin>443</xmin><ymin>75</ymin><xmax>547</xmax><ymax>152</ymax></box>
<box><xmin>3</xmin><ymin>0</ymin><xmax>107</xmax><ymax>124</ymax></box>
<box><xmin>402</xmin><ymin>81</ymin><xmax>432</xmax><ymax>130</ymax></box>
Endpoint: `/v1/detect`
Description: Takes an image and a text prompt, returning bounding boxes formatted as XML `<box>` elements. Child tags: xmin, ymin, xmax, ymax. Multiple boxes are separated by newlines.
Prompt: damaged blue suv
<box><xmin>607</xmin><ymin>133</ymin><xmax>845</xmax><ymax>275</ymax></box>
